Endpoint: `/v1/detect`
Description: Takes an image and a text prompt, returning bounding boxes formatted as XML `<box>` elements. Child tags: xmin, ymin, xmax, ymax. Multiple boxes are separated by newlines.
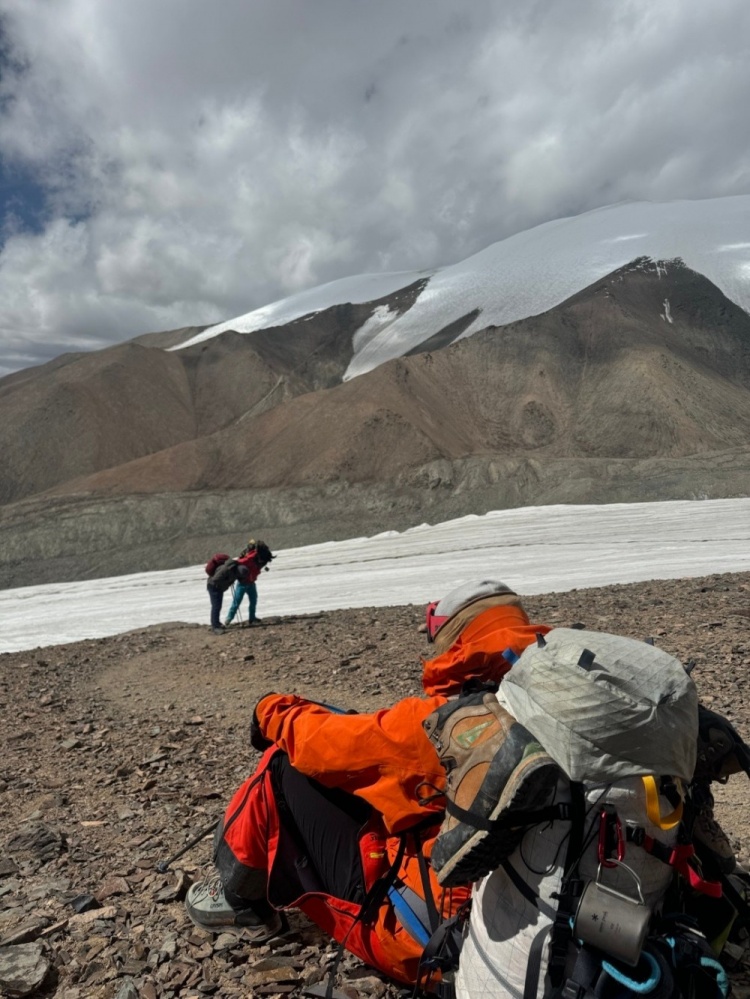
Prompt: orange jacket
<box><xmin>255</xmin><ymin>692</ymin><xmax>445</xmax><ymax>834</ymax></box>
<box><xmin>251</xmin><ymin>603</ymin><xmax>549</xmax><ymax>985</ymax></box>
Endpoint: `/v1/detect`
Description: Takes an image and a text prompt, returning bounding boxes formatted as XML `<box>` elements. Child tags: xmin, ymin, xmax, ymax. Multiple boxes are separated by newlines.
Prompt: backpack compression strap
<box><xmin>625</xmin><ymin>826</ymin><xmax>722</xmax><ymax>898</ymax></box>
<box><xmin>527</xmin><ymin>782</ymin><xmax>587</xmax><ymax>998</ymax></box>
<box><xmin>548</xmin><ymin>783</ymin><xmax>587</xmax><ymax>988</ymax></box>
<box><xmin>444</xmin><ymin>797</ymin><xmax>573</xmax><ymax>831</ymax></box>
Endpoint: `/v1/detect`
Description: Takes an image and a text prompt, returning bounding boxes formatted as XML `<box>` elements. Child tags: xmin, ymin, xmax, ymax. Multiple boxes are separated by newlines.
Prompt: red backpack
<box><xmin>205</xmin><ymin>553</ymin><xmax>230</xmax><ymax>576</ymax></box>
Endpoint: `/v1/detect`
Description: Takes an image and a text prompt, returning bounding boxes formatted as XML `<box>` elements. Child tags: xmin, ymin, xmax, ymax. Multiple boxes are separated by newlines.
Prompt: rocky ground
<box><xmin>2</xmin><ymin>572</ymin><xmax>750</xmax><ymax>998</ymax></box>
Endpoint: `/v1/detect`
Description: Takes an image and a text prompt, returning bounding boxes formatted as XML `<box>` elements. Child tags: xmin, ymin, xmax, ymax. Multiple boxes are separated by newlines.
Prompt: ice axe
<box><xmin>155</xmin><ymin>818</ymin><xmax>220</xmax><ymax>874</ymax></box>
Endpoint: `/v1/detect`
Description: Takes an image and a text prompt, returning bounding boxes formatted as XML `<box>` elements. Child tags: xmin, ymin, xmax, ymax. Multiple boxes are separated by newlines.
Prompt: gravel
<box><xmin>2</xmin><ymin>572</ymin><xmax>749</xmax><ymax>997</ymax></box>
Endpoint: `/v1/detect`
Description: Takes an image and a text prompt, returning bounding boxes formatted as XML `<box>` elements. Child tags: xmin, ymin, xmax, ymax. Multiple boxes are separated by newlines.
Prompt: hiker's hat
<box><xmin>256</xmin><ymin>540</ymin><xmax>275</xmax><ymax>565</ymax></box>
<box><xmin>425</xmin><ymin>579</ymin><xmax>516</xmax><ymax>643</ymax></box>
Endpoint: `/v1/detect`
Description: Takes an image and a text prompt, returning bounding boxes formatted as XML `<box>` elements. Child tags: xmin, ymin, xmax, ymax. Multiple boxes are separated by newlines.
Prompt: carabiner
<box><xmin>598</xmin><ymin>806</ymin><xmax>625</xmax><ymax>868</ymax></box>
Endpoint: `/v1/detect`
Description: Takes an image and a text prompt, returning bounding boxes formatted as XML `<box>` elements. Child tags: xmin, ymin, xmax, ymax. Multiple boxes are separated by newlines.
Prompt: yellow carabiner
<box><xmin>643</xmin><ymin>776</ymin><xmax>683</xmax><ymax>830</ymax></box>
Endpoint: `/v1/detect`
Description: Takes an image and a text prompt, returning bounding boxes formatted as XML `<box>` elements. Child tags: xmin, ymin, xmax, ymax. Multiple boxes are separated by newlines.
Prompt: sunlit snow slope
<box><xmin>175</xmin><ymin>196</ymin><xmax>750</xmax><ymax>379</ymax></box>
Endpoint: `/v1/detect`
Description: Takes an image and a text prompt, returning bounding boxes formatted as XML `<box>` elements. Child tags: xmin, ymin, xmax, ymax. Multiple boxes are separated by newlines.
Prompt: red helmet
<box><xmin>425</xmin><ymin>600</ymin><xmax>450</xmax><ymax>643</ymax></box>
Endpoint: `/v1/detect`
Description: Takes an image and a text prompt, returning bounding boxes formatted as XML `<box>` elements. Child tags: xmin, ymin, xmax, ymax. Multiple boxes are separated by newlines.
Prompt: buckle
<box><xmin>561</xmin><ymin>981</ymin><xmax>586</xmax><ymax>999</ymax></box>
<box><xmin>671</xmin><ymin>929</ymin><xmax>707</xmax><ymax>966</ymax></box>
<box><xmin>628</xmin><ymin>825</ymin><xmax>646</xmax><ymax>847</ymax></box>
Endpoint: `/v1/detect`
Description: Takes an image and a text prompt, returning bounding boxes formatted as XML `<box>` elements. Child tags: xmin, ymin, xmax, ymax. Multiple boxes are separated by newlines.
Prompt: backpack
<box><xmin>458</xmin><ymin>770</ymin><xmax>735</xmax><ymax>998</ymax></box>
<box><xmin>302</xmin><ymin>706</ymin><xmax>467</xmax><ymax>999</ymax></box>
<box><xmin>453</xmin><ymin>630</ymin><xmax>745</xmax><ymax>999</ymax></box>
<box><xmin>205</xmin><ymin>553</ymin><xmax>230</xmax><ymax>576</ymax></box>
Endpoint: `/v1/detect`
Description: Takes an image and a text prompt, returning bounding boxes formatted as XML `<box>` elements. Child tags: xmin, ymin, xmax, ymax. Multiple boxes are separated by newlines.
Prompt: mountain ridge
<box><xmin>0</xmin><ymin>255</ymin><xmax>749</xmax><ymax>587</ymax></box>
<box><xmin>34</xmin><ymin>258</ymin><xmax>750</xmax><ymax>497</ymax></box>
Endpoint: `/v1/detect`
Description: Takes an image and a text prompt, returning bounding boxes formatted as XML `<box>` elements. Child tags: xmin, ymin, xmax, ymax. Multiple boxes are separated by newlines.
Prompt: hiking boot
<box><xmin>692</xmin><ymin>785</ymin><xmax>736</xmax><ymax>875</ymax></box>
<box><xmin>185</xmin><ymin>876</ymin><xmax>287</xmax><ymax>941</ymax></box>
<box><xmin>423</xmin><ymin>691</ymin><xmax>560</xmax><ymax>887</ymax></box>
<box><xmin>696</xmin><ymin>706</ymin><xmax>750</xmax><ymax>782</ymax></box>
<box><xmin>211</xmin><ymin>626</ymin><xmax>227</xmax><ymax>635</ymax></box>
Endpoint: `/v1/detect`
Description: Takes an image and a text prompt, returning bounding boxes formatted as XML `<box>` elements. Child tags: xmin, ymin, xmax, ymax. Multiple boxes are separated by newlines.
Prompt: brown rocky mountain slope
<box><xmin>0</xmin><ymin>280</ymin><xmax>426</xmax><ymax>506</ymax></box>
<box><xmin>53</xmin><ymin>257</ymin><xmax>750</xmax><ymax>498</ymax></box>
<box><xmin>0</xmin><ymin>259</ymin><xmax>748</xmax><ymax>588</ymax></box>
<box><xmin>2</xmin><ymin>573</ymin><xmax>750</xmax><ymax>997</ymax></box>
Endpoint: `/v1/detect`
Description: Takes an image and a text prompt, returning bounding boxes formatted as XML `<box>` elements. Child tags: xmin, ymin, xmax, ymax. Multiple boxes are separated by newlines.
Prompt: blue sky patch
<box><xmin>0</xmin><ymin>158</ymin><xmax>49</xmax><ymax>240</ymax></box>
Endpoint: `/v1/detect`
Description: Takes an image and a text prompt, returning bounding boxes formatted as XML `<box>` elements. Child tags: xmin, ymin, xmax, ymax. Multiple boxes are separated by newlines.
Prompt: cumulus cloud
<box><xmin>1</xmin><ymin>0</ymin><xmax>749</xmax><ymax>375</ymax></box>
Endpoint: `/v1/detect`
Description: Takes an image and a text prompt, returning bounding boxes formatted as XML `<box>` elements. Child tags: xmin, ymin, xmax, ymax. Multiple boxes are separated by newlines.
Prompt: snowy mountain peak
<box><xmin>174</xmin><ymin>196</ymin><xmax>750</xmax><ymax>379</ymax></box>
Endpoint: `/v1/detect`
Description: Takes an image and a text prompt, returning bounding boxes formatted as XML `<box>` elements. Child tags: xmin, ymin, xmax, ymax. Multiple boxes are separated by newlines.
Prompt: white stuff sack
<box><xmin>455</xmin><ymin>774</ymin><xmax>678</xmax><ymax>999</ymax></box>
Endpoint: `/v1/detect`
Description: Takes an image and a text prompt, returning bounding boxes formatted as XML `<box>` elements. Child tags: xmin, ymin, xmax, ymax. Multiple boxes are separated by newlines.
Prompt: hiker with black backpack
<box><xmin>224</xmin><ymin>540</ymin><xmax>275</xmax><ymax>628</ymax></box>
<box><xmin>205</xmin><ymin>556</ymin><xmax>249</xmax><ymax>635</ymax></box>
<box><xmin>184</xmin><ymin>580</ymin><xmax>552</xmax><ymax>992</ymax></box>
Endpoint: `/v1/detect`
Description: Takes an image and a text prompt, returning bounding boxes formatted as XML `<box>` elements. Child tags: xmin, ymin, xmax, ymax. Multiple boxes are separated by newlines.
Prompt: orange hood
<box><xmin>421</xmin><ymin>603</ymin><xmax>550</xmax><ymax>696</ymax></box>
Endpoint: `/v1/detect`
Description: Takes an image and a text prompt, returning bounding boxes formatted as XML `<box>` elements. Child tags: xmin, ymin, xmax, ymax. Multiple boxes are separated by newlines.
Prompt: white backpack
<box><xmin>455</xmin><ymin>631</ymin><xmax>730</xmax><ymax>999</ymax></box>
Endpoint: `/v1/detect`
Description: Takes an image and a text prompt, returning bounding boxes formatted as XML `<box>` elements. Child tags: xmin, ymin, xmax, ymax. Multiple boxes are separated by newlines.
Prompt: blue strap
<box><xmin>700</xmin><ymin>956</ymin><xmax>729</xmax><ymax>998</ymax></box>
<box><xmin>664</xmin><ymin>933</ymin><xmax>730</xmax><ymax>998</ymax></box>
<box><xmin>387</xmin><ymin>883</ymin><xmax>431</xmax><ymax>946</ymax></box>
<box><xmin>601</xmin><ymin>950</ymin><xmax>661</xmax><ymax>994</ymax></box>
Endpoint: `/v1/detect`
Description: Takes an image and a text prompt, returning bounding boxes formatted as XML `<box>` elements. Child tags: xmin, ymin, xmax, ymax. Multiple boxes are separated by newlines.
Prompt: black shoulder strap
<box><xmin>545</xmin><ymin>782</ymin><xmax>587</xmax><ymax>993</ymax></box>
<box><xmin>523</xmin><ymin>923</ymin><xmax>553</xmax><ymax>999</ymax></box>
<box><xmin>419</xmin><ymin>908</ymin><xmax>467</xmax><ymax>980</ymax></box>
<box><xmin>410</xmin><ymin>821</ymin><xmax>470</xmax><ymax>996</ymax></box>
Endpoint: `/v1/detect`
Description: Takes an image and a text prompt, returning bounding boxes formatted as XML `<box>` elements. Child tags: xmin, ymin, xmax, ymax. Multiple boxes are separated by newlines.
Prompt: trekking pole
<box><xmin>155</xmin><ymin>818</ymin><xmax>220</xmax><ymax>873</ymax></box>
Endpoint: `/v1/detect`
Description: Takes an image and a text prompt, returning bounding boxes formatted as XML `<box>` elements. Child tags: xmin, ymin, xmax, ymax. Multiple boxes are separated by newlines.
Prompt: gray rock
<box><xmin>0</xmin><ymin>942</ymin><xmax>50</xmax><ymax>996</ymax></box>
<box><xmin>114</xmin><ymin>980</ymin><xmax>139</xmax><ymax>999</ymax></box>
<box><xmin>6</xmin><ymin>823</ymin><xmax>66</xmax><ymax>863</ymax></box>
<box><xmin>213</xmin><ymin>931</ymin><xmax>242</xmax><ymax>952</ymax></box>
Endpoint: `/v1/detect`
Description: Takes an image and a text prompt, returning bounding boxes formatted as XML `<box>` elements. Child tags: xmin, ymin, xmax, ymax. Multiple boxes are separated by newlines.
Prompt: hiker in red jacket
<box><xmin>225</xmin><ymin>540</ymin><xmax>275</xmax><ymax>627</ymax></box>
<box><xmin>185</xmin><ymin>580</ymin><xmax>552</xmax><ymax>989</ymax></box>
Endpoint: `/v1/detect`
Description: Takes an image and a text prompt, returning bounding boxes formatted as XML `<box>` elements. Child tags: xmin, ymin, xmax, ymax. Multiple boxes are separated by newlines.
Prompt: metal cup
<box><xmin>574</xmin><ymin>862</ymin><xmax>652</xmax><ymax>966</ymax></box>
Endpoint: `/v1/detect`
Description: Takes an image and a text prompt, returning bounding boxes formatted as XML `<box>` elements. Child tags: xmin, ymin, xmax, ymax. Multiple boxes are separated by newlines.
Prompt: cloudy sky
<box><xmin>1</xmin><ymin>0</ymin><xmax>749</xmax><ymax>376</ymax></box>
